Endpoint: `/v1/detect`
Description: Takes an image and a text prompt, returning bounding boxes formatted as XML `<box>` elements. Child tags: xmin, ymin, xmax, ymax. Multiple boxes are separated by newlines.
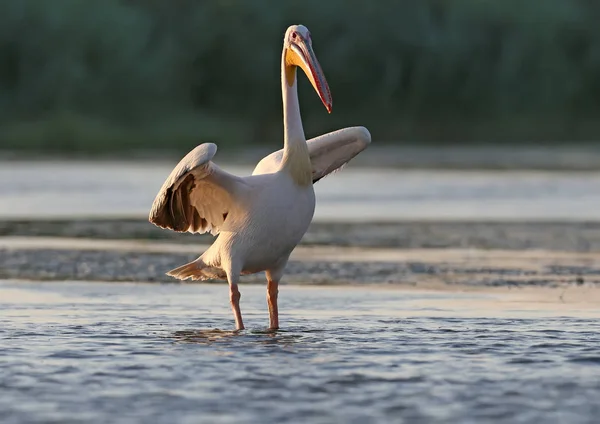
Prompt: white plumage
<box><xmin>149</xmin><ymin>25</ymin><xmax>371</xmax><ymax>330</ymax></box>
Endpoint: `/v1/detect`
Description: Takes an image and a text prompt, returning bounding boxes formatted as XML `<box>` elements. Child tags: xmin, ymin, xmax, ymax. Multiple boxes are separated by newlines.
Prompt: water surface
<box><xmin>2</xmin><ymin>161</ymin><xmax>600</xmax><ymax>221</ymax></box>
<box><xmin>2</xmin><ymin>281</ymin><xmax>600</xmax><ymax>423</ymax></box>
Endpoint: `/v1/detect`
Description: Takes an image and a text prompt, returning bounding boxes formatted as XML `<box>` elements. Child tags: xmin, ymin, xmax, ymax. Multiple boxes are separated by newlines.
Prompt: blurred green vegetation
<box><xmin>2</xmin><ymin>0</ymin><xmax>600</xmax><ymax>154</ymax></box>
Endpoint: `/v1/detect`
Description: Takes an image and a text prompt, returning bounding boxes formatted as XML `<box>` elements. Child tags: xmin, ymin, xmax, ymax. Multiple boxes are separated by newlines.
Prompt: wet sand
<box><xmin>1</xmin><ymin>232</ymin><xmax>599</xmax><ymax>289</ymax></box>
<box><xmin>4</xmin><ymin>219</ymin><xmax>600</xmax><ymax>251</ymax></box>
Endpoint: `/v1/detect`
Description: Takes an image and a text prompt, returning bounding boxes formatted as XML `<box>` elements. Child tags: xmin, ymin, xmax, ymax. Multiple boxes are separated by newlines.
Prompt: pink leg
<box><xmin>229</xmin><ymin>284</ymin><xmax>244</xmax><ymax>330</ymax></box>
<box><xmin>225</xmin><ymin>265</ymin><xmax>244</xmax><ymax>330</ymax></box>
<box><xmin>267</xmin><ymin>279</ymin><xmax>279</xmax><ymax>330</ymax></box>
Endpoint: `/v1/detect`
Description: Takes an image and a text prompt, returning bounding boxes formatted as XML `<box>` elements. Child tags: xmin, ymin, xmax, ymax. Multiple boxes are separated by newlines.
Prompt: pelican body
<box><xmin>149</xmin><ymin>25</ymin><xmax>371</xmax><ymax>330</ymax></box>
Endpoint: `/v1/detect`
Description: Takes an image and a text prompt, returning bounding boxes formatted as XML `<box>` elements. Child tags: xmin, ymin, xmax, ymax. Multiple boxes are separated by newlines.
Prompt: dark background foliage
<box><xmin>2</xmin><ymin>0</ymin><xmax>600</xmax><ymax>154</ymax></box>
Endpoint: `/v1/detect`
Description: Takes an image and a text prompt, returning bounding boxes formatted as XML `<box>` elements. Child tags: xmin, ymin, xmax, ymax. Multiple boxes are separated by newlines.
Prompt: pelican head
<box><xmin>284</xmin><ymin>24</ymin><xmax>332</xmax><ymax>113</ymax></box>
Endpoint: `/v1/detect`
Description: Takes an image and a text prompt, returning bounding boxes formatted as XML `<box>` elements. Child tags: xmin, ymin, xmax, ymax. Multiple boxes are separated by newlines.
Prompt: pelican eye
<box><xmin>292</xmin><ymin>32</ymin><xmax>297</xmax><ymax>39</ymax></box>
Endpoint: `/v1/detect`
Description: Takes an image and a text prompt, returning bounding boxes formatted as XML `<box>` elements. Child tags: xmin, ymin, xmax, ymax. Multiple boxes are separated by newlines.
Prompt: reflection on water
<box><xmin>171</xmin><ymin>328</ymin><xmax>307</xmax><ymax>350</ymax></box>
<box><xmin>2</xmin><ymin>281</ymin><xmax>600</xmax><ymax>423</ymax></box>
<box><xmin>172</xmin><ymin>328</ymin><xmax>242</xmax><ymax>344</ymax></box>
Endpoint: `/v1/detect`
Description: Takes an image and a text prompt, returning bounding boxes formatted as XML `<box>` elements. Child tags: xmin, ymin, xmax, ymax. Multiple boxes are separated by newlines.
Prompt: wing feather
<box><xmin>149</xmin><ymin>143</ymin><xmax>244</xmax><ymax>235</ymax></box>
<box><xmin>252</xmin><ymin>126</ymin><xmax>371</xmax><ymax>183</ymax></box>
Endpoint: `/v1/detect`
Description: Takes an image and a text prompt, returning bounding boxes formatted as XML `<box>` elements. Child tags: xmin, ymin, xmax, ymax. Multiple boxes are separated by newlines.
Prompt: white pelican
<box><xmin>149</xmin><ymin>24</ymin><xmax>371</xmax><ymax>330</ymax></box>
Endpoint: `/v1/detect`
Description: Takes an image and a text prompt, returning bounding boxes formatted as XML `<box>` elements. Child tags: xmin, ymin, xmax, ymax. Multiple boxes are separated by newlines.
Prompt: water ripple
<box><xmin>2</xmin><ymin>281</ymin><xmax>600</xmax><ymax>423</ymax></box>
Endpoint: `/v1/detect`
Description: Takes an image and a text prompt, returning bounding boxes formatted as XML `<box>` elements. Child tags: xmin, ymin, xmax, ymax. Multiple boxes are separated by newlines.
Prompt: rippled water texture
<box><xmin>2</xmin><ymin>281</ymin><xmax>600</xmax><ymax>423</ymax></box>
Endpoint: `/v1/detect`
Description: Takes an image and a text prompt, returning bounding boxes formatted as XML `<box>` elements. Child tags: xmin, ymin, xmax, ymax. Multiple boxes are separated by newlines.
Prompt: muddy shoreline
<box><xmin>3</xmin><ymin>219</ymin><xmax>600</xmax><ymax>251</ymax></box>
<box><xmin>1</xmin><ymin>219</ymin><xmax>600</xmax><ymax>287</ymax></box>
<box><xmin>2</xmin><ymin>244</ymin><xmax>597</xmax><ymax>287</ymax></box>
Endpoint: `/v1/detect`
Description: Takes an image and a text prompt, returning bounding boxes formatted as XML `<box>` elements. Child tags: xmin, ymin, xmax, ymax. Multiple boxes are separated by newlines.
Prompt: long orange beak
<box><xmin>286</xmin><ymin>35</ymin><xmax>333</xmax><ymax>113</ymax></box>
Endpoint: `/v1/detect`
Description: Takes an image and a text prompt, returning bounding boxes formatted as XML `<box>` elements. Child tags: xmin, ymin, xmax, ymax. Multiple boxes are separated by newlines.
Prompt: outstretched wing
<box><xmin>252</xmin><ymin>126</ymin><xmax>371</xmax><ymax>183</ymax></box>
<box><xmin>149</xmin><ymin>143</ymin><xmax>245</xmax><ymax>235</ymax></box>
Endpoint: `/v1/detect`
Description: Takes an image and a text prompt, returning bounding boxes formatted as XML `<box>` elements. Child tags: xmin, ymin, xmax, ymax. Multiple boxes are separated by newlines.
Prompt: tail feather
<box><xmin>166</xmin><ymin>259</ymin><xmax>227</xmax><ymax>281</ymax></box>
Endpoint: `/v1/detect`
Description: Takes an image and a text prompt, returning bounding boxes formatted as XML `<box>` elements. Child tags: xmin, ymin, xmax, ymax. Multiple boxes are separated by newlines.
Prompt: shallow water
<box><xmin>2</xmin><ymin>161</ymin><xmax>600</xmax><ymax>221</ymax></box>
<box><xmin>2</xmin><ymin>281</ymin><xmax>600</xmax><ymax>423</ymax></box>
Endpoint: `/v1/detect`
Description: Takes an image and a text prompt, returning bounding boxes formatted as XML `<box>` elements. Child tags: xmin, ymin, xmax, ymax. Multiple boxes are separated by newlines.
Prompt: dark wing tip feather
<box><xmin>148</xmin><ymin>186</ymin><xmax>173</xmax><ymax>229</ymax></box>
<box><xmin>149</xmin><ymin>174</ymin><xmax>197</xmax><ymax>233</ymax></box>
<box><xmin>148</xmin><ymin>143</ymin><xmax>217</xmax><ymax>232</ymax></box>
